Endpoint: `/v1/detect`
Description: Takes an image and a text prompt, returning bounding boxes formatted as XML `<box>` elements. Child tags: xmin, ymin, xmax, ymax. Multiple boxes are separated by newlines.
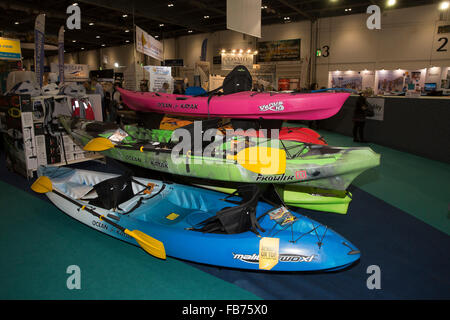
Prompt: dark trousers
<box><xmin>353</xmin><ymin>121</ymin><xmax>365</xmax><ymax>141</ymax></box>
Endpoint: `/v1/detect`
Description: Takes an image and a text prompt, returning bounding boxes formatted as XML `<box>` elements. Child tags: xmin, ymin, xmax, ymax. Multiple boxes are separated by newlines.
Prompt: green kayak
<box><xmin>276</xmin><ymin>185</ymin><xmax>352</xmax><ymax>214</ymax></box>
<box><xmin>59</xmin><ymin>116</ymin><xmax>380</xmax><ymax>191</ymax></box>
<box><xmin>193</xmin><ymin>183</ymin><xmax>352</xmax><ymax>214</ymax></box>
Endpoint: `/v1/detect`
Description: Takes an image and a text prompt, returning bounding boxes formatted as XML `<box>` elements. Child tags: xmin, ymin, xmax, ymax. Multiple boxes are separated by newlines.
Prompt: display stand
<box><xmin>0</xmin><ymin>94</ymin><xmax>104</xmax><ymax>179</ymax></box>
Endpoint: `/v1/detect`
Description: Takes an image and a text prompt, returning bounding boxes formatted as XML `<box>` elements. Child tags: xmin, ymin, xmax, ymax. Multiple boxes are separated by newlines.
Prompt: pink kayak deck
<box><xmin>118</xmin><ymin>88</ymin><xmax>350</xmax><ymax>121</ymax></box>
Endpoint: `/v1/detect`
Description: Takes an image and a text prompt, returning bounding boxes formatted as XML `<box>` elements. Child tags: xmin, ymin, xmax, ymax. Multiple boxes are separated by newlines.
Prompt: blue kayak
<box><xmin>37</xmin><ymin>166</ymin><xmax>360</xmax><ymax>272</ymax></box>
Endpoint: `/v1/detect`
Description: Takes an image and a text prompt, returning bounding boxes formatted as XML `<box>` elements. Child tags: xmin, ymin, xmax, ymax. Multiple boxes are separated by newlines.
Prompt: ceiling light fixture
<box><xmin>204</xmin><ymin>15</ymin><xmax>210</xmax><ymax>19</ymax></box>
<box><xmin>439</xmin><ymin>1</ymin><xmax>449</xmax><ymax>10</ymax></box>
<box><xmin>101</xmin><ymin>44</ymin><xmax>106</xmax><ymax>47</ymax></box>
<box><xmin>125</xmin><ymin>29</ymin><xmax>130</xmax><ymax>33</ymax></box>
<box><xmin>14</xmin><ymin>21</ymin><xmax>19</xmax><ymax>25</ymax></box>
<box><xmin>188</xmin><ymin>30</ymin><xmax>193</xmax><ymax>33</ymax></box>
<box><xmin>122</xmin><ymin>14</ymin><xmax>128</xmax><ymax>18</ymax></box>
<box><xmin>261</xmin><ymin>5</ymin><xmax>268</xmax><ymax>9</ymax></box>
<box><xmin>168</xmin><ymin>3</ymin><xmax>174</xmax><ymax>7</ymax></box>
<box><xmin>72</xmin><ymin>40</ymin><xmax>76</xmax><ymax>42</ymax></box>
<box><xmin>387</xmin><ymin>0</ymin><xmax>396</xmax><ymax>6</ymax></box>
<box><xmin>89</xmin><ymin>22</ymin><xmax>94</xmax><ymax>26</ymax></box>
<box><xmin>159</xmin><ymin>23</ymin><xmax>164</xmax><ymax>27</ymax></box>
<box><xmin>125</xmin><ymin>40</ymin><xmax>130</xmax><ymax>43</ymax></box>
<box><xmin>96</xmin><ymin>35</ymin><xmax>100</xmax><ymax>38</ymax></box>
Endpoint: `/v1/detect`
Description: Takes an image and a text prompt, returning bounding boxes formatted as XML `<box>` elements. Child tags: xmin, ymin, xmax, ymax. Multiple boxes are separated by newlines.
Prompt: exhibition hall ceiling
<box><xmin>0</xmin><ymin>0</ymin><xmax>442</xmax><ymax>57</ymax></box>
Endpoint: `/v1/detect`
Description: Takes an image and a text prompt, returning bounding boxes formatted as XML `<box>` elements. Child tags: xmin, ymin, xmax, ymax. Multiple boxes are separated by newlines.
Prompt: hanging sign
<box><xmin>221</xmin><ymin>53</ymin><xmax>254</xmax><ymax>70</ymax></box>
<box><xmin>50</xmin><ymin>63</ymin><xmax>89</xmax><ymax>81</ymax></box>
<box><xmin>136</xmin><ymin>25</ymin><xmax>163</xmax><ymax>61</ymax></box>
<box><xmin>226</xmin><ymin>0</ymin><xmax>261</xmax><ymax>38</ymax></box>
<box><xmin>34</xmin><ymin>14</ymin><xmax>46</xmax><ymax>88</ymax></box>
<box><xmin>0</xmin><ymin>37</ymin><xmax>22</xmax><ymax>60</ymax></box>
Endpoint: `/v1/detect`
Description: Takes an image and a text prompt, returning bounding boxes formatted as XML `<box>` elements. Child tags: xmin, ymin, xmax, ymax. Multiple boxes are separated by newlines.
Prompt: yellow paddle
<box><xmin>31</xmin><ymin>176</ymin><xmax>166</xmax><ymax>260</ymax></box>
<box><xmin>83</xmin><ymin>137</ymin><xmax>287</xmax><ymax>175</ymax></box>
<box><xmin>227</xmin><ymin>146</ymin><xmax>286</xmax><ymax>175</ymax></box>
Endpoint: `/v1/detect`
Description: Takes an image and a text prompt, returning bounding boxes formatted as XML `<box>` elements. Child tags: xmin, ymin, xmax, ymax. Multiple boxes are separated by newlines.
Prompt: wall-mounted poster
<box><xmin>377</xmin><ymin>70</ymin><xmax>405</xmax><ymax>94</ymax></box>
<box><xmin>330</xmin><ymin>72</ymin><xmax>363</xmax><ymax>91</ymax></box>
<box><xmin>257</xmin><ymin>39</ymin><xmax>301</xmax><ymax>62</ymax></box>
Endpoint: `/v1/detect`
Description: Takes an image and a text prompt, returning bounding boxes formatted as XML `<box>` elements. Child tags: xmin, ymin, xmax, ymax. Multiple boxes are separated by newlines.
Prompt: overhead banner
<box><xmin>0</xmin><ymin>37</ymin><xmax>22</xmax><ymax>60</ymax></box>
<box><xmin>226</xmin><ymin>0</ymin><xmax>261</xmax><ymax>38</ymax></box>
<box><xmin>135</xmin><ymin>25</ymin><xmax>163</xmax><ymax>61</ymax></box>
<box><xmin>58</xmin><ymin>26</ymin><xmax>64</xmax><ymax>84</ymax></box>
<box><xmin>257</xmin><ymin>39</ymin><xmax>301</xmax><ymax>62</ymax></box>
<box><xmin>34</xmin><ymin>14</ymin><xmax>46</xmax><ymax>88</ymax></box>
<box><xmin>221</xmin><ymin>53</ymin><xmax>254</xmax><ymax>70</ymax></box>
<box><xmin>50</xmin><ymin>63</ymin><xmax>89</xmax><ymax>82</ymax></box>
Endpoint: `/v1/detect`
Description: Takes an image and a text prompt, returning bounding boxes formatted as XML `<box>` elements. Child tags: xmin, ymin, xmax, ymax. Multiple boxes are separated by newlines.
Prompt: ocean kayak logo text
<box><xmin>157</xmin><ymin>102</ymin><xmax>198</xmax><ymax>110</ymax></box>
<box><xmin>258</xmin><ymin>101</ymin><xmax>284</xmax><ymax>112</ymax></box>
<box><xmin>232</xmin><ymin>253</ymin><xmax>315</xmax><ymax>264</ymax></box>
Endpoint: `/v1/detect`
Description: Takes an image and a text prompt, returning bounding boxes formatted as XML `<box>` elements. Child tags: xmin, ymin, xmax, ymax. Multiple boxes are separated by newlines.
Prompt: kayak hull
<box><xmin>38</xmin><ymin>166</ymin><xmax>360</xmax><ymax>272</ymax></box>
<box><xmin>195</xmin><ymin>184</ymin><xmax>352</xmax><ymax>214</ymax></box>
<box><xmin>118</xmin><ymin>88</ymin><xmax>350</xmax><ymax>121</ymax></box>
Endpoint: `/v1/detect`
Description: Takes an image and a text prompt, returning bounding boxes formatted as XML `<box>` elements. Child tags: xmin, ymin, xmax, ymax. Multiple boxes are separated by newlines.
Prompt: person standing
<box><xmin>91</xmin><ymin>76</ymin><xmax>105</xmax><ymax>120</ymax></box>
<box><xmin>352</xmin><ymin>92</ymin><xmax>373</xmax><ymax>142</ymax></box>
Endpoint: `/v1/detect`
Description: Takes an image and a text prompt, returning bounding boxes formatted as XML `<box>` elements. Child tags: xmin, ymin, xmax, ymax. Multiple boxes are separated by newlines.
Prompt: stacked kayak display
<box><xmin>59</xmin><ymin>116</ymin><xmax>380</xmax><ymax>191</ymax></box>
<box><xmin>117</xmin><ymin>87</ymin><xmax>350</xmax><ymax>121</ymax></box>
<box><xmin>34</xmin><ymin>166</ymin><xmax>361</xmax><ymax>272</ymax></box>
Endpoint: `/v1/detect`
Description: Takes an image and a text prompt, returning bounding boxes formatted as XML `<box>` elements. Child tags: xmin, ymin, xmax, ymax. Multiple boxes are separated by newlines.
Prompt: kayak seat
<box><xmin>190</xmin><ymin>185</ymin><xmax>265</xmax><ymax>235</ymax></box>
<box><xmin>89</xmin><ymin>175</ymin><xmax>134</xmax><ymax>210</ymax></box>
<box><xmin>222</xmin><ymin>65</ymin><xmax>252</xmax><ymax>95</ymax></box>
<box><xmin>85</xmin><ymin>122</ymin><xmax>119</xmax><ymax>135</ymax></box>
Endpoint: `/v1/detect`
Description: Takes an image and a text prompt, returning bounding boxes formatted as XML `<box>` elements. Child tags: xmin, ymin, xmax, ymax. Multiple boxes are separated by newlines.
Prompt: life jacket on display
<box><xmin>71</xmin><ymin>98</ymin><xmax>95</xmax><ymax>120</ymax></box>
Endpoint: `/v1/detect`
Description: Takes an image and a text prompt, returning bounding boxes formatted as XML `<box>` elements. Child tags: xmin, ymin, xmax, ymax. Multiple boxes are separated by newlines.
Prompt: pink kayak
<box><xmin>117</xmin><ymin>88</ymin><xmax>350</xmax><ymax>121</ymax></box>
